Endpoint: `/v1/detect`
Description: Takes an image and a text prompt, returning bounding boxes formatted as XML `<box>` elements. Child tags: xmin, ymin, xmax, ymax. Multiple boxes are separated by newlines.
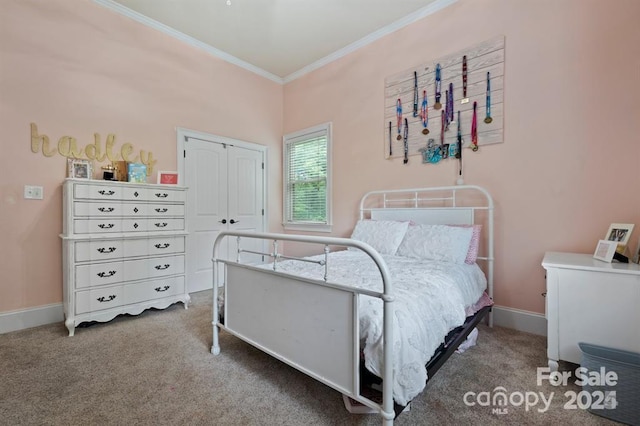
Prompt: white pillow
<box><xmin>396</xmin><ymin>224</ymin><xmax>473</xmax><ymax>264</ymax></box>
<box><xmin>349</xmin><ymin>220</ymin><xmax>409</xmax><ymax>255</ymax></box>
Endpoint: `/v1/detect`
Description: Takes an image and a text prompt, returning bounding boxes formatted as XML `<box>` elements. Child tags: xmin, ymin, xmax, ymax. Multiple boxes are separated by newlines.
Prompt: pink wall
<box><xmin>283</xmin><ymin>0</ymin><xmax>640</xmax><ymax>313</ymax></box>
<box><xmin>2</xmin><ymin>0</ymin><xmax>638</xmax><ymax>317</ymax></box>
<box><xmin>0</xmin><ymin>0</ymin><xmax>283</xmax><ymax>312</ymax></box>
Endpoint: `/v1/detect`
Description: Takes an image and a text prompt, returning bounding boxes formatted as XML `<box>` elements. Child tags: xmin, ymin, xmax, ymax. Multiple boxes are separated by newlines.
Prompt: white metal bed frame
<box><xmin>211</xmin><ymin>185</ymin><xmax>494</xmax><ymax>425</ymax></box>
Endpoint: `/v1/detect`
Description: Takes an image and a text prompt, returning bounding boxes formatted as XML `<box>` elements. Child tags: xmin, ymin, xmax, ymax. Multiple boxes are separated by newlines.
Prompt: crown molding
<box><xmin>92</xmin><ymin>0</ymin><xmax>284</xmax><ymax>84</ymax></box>
<box><xmin>283</xmin><ymin>0</ymin><xmax>458</xmax><ymax>83</ymax></box>
<box><xmin>92</xmin><ymin>0</ymin><xmax>457</xmax><ymax>85</ymax></box>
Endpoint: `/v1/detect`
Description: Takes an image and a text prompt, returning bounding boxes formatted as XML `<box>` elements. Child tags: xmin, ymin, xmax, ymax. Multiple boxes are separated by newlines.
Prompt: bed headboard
<box><xmin>358</xmin><ymin>185</ymin><xmax>494</xmax><ymax>311</ymax></box>
<box><xmin>370</xmin><ymin>208</ymin><xmax>473</xmax><ymax>225</ymax></box>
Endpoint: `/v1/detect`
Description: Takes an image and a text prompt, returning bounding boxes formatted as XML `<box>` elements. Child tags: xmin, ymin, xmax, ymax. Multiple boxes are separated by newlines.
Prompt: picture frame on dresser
<box><xmin>593</xmin><ymin>239</ymin><xmax>617</xmax><ymax>262</ymax></box>
<box><xmin>633</xmin><ymin>238</ymin><xmax>640</xmax><ymax>264</ymax></box>
<box><xmin>157</xmin><ymin>171</ymin><xmax>179</xmax><ymax>185</ymax></box>
<box><xmin>67</xmin><ymin>158</ymin><xmax>92</xmax><ymax>179</ymax></box>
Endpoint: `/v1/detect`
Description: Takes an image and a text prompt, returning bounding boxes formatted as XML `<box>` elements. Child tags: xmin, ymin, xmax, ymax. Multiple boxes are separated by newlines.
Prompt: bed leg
<box><xmin>212</xmin><ymin>256</ymin><xmax>221</xmax><ymax>355</ymax></box>
<box><xmin>211</xmin><ymin>322</ymin><xmax>220</xmax><ymax>355</ymax></box>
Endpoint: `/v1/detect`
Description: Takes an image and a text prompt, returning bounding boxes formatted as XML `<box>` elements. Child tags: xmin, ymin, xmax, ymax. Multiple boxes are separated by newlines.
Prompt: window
<box><xmin>283</xmin><ymin>123</ymin><xmax>332</xmax><ymax>232</ymax></box>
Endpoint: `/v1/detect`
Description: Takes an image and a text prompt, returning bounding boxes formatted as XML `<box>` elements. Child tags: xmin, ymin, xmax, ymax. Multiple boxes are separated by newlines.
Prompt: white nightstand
<box><xmin>542</xmin><ymin>252</ymin><xmax>640</xmax><ymax>371</ymax></box>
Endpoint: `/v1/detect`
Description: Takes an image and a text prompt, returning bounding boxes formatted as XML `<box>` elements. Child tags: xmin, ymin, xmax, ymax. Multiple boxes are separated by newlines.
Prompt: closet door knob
<box><xmin>230</xmin><ymin>219</ymin><xmax>239</xmax><ymax>224</ymax></box>
<box><xmin>219</xmin><ymin>219</ymin><xmax>227</xmax><ymax>224</ymax></box>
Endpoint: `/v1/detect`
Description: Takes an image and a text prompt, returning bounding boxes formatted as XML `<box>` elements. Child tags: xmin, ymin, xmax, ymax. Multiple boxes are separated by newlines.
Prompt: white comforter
<box><xmin>265</xmin><ymin>250</ymin><xmax>487</xmax><ymax>405</ymax></box>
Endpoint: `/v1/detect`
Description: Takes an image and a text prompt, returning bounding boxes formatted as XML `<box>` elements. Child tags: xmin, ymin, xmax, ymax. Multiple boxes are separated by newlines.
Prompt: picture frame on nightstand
<box><xmin>605</xmin><ymin>223</ymin><xmax>634</xmax><ymax>252</ymax></box>
<box><xmin>593</xmin><ymin>240</ymin><xmax>618</xmax><ymax>262</ymax></box>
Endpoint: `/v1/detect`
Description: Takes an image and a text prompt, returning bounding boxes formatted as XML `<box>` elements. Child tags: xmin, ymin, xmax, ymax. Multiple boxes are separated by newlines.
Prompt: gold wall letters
<box><xmin>30</xmin><ymin>123</ymin><xmax>157</xmax><ymax>174</ymax></box>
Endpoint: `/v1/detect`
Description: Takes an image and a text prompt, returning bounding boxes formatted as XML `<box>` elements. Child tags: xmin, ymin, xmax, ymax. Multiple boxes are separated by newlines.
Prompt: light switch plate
<box><xmin>24</xmin><ymin>185</ymin><xmax>43</xmax><ymax>200</ymax></box>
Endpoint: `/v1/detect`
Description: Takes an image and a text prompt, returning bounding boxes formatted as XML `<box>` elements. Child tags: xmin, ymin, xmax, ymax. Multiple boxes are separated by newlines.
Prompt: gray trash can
<box><xmin>579</xmin><ymin>342</ymin><xmax>640</xmax><ymax>426</ymax></box>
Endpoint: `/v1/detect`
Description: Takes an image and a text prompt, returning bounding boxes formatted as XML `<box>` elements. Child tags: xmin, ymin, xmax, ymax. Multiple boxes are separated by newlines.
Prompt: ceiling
<box><xmin>94</xmin><ymin>0</ymin><xmax>456</xmax><ymax>83</ymax></box>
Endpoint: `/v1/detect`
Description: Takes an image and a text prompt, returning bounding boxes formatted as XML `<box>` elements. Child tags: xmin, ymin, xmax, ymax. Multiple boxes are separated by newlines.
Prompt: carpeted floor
<box><xmin>0</xmin><ymin>291</ymin><xmax>619</xmax><ymax>425</ymax></box>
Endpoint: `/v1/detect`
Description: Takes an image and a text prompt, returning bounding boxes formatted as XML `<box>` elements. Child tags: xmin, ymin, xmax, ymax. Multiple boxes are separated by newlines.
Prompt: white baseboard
<box><xmin>0</xmin><ymin>301</ymin><xmax>546</xmax><ymax>337</ymax></box>
<box><xmin>0</xmin><ymin>303</ymin><xmax>64</xmax><ymax>334</ymax></box>
<box><xmin>492</xmin><ymin>305</ymin><xmax>546</xmax><ymax>336</ymax></box>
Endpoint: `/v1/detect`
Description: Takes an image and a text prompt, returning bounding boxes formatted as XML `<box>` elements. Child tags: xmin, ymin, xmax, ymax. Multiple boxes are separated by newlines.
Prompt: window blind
<box><xmin>284</xmin><ymin>130</ymin><xmax>328</xmax><ymax>224</ymax></box>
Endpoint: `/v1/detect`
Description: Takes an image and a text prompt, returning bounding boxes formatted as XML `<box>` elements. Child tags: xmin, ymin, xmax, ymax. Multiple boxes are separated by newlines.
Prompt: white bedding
<box><xmin>264</xmin><ymin>250</ymin><xmax>487</xmax><ymax>405</ymax></box>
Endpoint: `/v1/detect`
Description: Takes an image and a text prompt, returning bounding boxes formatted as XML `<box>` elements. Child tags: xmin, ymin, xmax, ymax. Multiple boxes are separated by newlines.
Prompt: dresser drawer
<box><xmin>74</xmin><ymin>237</ymin><xmax>185</xmax><ymax>263</ymax></box>
<box><xmin>74</xmin><ymin>219</ymin><xmax>123</xmax><ymax>234</ymax></box>
<box><xmin>148</xmin><ymin>218</ymin><xmax>185</xmax><ymax>232</ymax></box>
<box><xmin>75</xmin><ymin>285</ymin><xmax>124</xmax><ymax>314</ymax></box>
<box><xmin>123</xmin><ymin>255</ymin><xmax>185</xmax><ymax>282</ymax></box>
<box><xmin>74</xmin><ymin>201</ymin><xmax>148</xmax><ymax>217</ymax></box>
<box><xmin>74</xmin><ymin>202</ymin><xmax>123</xmax><ymax>217</ymax></box>
<box><xmin>75</xmin><ymin>240</ymin><xmax>124</xmax><ymax>262</ymax></box>
<box><xmin>147</xmin><ymin>203</ymin><xmax>185</xmax><ymax>217</ymax></box>
<box><xmin>148</xmin><ymin>188</ymin><xmax>185</xmax><ymax>203</ymax></box>
<box><xmin>74</xmin><ymin>183</ymin><xmax>123</xmax><ymax>200</ymax></box>
<box><xmin>76</xmin><ymin>260</ymin><xmax>124</xmax><ymax>288</ymax></box>
<box><xmin>147</xmin><ymin>236</ymin><xmax>185</xmax><ymax>256</ymax></box>
<box><xmin>124</xmin><ymin>276</ymin><xmax>185</xmax><ymax>305</ymax></box>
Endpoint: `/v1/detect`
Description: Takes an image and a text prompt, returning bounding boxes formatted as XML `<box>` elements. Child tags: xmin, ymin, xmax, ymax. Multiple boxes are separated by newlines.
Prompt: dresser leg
<box><xmin>65</xmin><ymin>318</ymin><xmax>75</xmax><ymax>337</ymax></box>
<box><xmin>548</xmin><ymin>359</ymin><xmax>559</xmax><ymax>372</ymax></box>
<box><xmin>183</xmin><ymin>294</ymin><xmax>191</xmax><ymax>309</ymax></box>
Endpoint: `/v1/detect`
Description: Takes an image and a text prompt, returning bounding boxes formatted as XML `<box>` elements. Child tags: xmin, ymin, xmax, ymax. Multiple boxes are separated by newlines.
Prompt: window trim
<box><xmin>282</xmin><ymin>122</ymin><xmax>332</xmax><ymax>233</ymax></box>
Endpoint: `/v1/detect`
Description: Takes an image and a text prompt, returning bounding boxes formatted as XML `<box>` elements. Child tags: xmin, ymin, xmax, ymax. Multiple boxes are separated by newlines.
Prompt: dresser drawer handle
<box><xmin>155</xmin><ymin>285</ymin><xmax>170</xmax><ymax>292</ymax></box>
<box><xmin>154</xmin><ymin>222</ymin><xmax>168</xmax><ymax>228</ymax></box>
<box><xmin>154</xmin><ymin>264</ymin><xmax>170</xmax><ymax>270</ymax></box>
<box><xmin>97</xmin><ymin>295</ymin><xmax>116</xmax><ymax>303</ymax></box>
<box><xmin>155</xmin><ymin>208</ymin><xmax>168</xmax><ymax>213</ymax></box>
<box><xmin>98</xmin><ymin>190</ymin><xmax>115</xmax><ymax>196</ymax></box>
<box><xmin>98</xmin><ymin>207</ymin><xmax>114</xmax><ymax>212</ymax></box>
<box><xmin>97</xmin><ymin>270</ymin><xmax>117</xmax><ymax>278</ymax></box>
<box><xmin>98</xmin><ymin>223</ymin><xmax>115</xmax><ymax>229</ymax></box>
<box><xmin>97</xmin><ymin>247</ymin><xmax>117</xmax><ymax>254</ymax></box>
<box><xmin>154</xmin><ymin>243</ymin><xmax>170</xmax><ymax>249</ymax></box>
<box><xmin>155</xmin><ymin>193</ymin><xmax>169</xmax><ymax>198</ymax></box>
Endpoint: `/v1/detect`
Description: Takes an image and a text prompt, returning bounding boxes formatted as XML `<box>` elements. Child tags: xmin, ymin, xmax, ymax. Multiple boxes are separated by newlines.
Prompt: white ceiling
<box><xmin>94</xmin><ymin>0</ymin><xmax>456</xmax><ymax>83</ymax></box>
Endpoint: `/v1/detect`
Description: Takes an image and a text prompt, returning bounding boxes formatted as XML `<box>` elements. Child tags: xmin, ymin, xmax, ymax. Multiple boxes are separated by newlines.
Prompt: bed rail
<box><xmin>211</xmin><ymin>232</ymin><xmax>397</xmax><ymax>424</ymax></box>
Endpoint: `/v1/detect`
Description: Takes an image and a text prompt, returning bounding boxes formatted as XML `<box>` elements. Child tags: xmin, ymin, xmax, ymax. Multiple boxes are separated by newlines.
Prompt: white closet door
<box><xmin>185</xmin><ymin>139</ymin><xmax>228</xmax><ymax>293</ymax></box>
<box><xmin>184</xmin><ymin>137</ymin><xmax>265</xmax><ymax>293</ymax></box>
<box><xmin>227</xmin><ymin>146</ymin><xmax>265</xmax><ymax>264</ymax></box>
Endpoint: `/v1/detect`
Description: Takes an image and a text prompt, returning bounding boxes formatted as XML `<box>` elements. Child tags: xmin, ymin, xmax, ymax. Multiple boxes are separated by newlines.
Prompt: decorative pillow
<box><xmin>396</xmin><ymin>224</ymin><xmax>473</xmax><ymax>264</ymax></box>
<box><xmin>349</xmin><ymin>220</ymin><xmax>410</xmax><ymax>255</ymax></box>
<box><xmin>448</xmin><ymin>224</ymin><xmax>482</xmax><ymax>264</ymax></box>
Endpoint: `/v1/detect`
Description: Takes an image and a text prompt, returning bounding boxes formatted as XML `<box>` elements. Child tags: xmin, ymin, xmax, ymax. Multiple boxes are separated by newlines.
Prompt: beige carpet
<box><xmin>0</xmin><ymin>291</ymin><xmax>618</xmax><ymax>425</ymax></box>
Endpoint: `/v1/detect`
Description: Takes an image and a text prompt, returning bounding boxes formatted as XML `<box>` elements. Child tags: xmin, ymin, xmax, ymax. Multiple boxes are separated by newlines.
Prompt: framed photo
<box><xmin>67</xmin><ymin>158</ymin><xmax>92</xmax><ymax>179</ymax></box>
<box><xmin>593</xmin><ymin>240</ymin><xmax>618</xmax><ymax>262</ymax></box>
<box><xmin>633</xmin><ymin>238</ymin><xmax>640</xmax><ymax>264</ymax></box>
<box><xmin>157</xmin><ymin>171</ymin><xmax>179</xmax><ymax>185</ymax></box>
<box><xmin>605</xmin><ymin>223</ymin><xmax>634</xmax><ymax>252</ymax></box>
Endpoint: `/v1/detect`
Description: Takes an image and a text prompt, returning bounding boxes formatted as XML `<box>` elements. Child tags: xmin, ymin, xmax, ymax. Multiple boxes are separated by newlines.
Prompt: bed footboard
<box><xmin>211</xmin><ymin>232</ymin><xmax>396</xmax><ymax>425</ymax></box>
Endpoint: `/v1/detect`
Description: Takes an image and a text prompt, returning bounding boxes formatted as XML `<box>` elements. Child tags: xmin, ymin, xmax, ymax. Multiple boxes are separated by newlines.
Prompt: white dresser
<box><xmin>61</xmin><ymin>178</ymin><xmax>190</xmax><ymax>336</ymax></box>
<box><xmin>542</xmin><ymin>252</ymin><xmax>640</xmax><ymax>370</ymax></box>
